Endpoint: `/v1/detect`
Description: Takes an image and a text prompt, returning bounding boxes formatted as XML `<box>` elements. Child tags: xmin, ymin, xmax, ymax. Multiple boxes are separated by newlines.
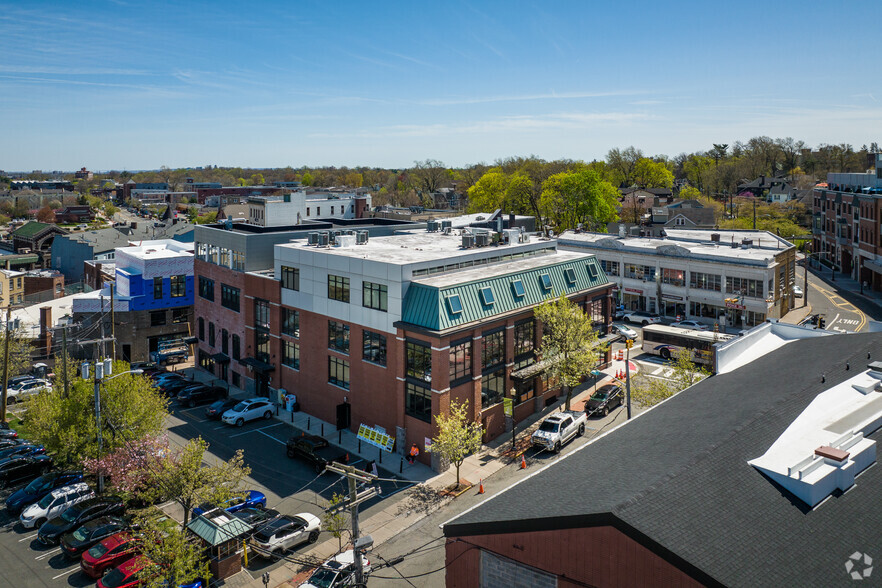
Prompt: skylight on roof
<box><xmin>587</xmin><ymin>263</ymin><xmax>599</xmax><ymax>279</ymax></box>
<box><xmin>480</xmin><ymin>287</ymin><xmax>495</xmax><ymax>305</ymax></box>
<box><xmin>539</xmin><ymin>274</ymin><xmax>552</xmax><ymax>290</ymax></box>
<box><xmin>511</xmin><ymin>279</ymin><xmax>526</xmax><ymax>298</ymax></box>
<box><xmin>446</xmin><ymin>294</ymin><xmax>463</xmax><ymax>315</ymax></box>
<box><xmin>564</xmin><ymin>268</ymin><xmax>577</xmax><ymax>284</ymax></box>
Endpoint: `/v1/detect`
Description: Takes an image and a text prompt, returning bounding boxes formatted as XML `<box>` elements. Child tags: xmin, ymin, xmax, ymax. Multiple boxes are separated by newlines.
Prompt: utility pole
<box><xmin>625</xmin><ymin>339</ymin><xmax>633</xmax><ymax>420</ymax></box>
<box><xmin>62</xmin><ymin>325</ymin><xmax>69</xmax><ymax>398</ymax></box>
<box><xmin>0</xmin><ymin>306</ymin><xmax>10</xmax><ymax>423</ymax></box>
<box><xmin>325</xmin><ymin>463</ymin><xmax>378</xmax><ymax>587</ymax></box>
<box><xmin>109</xmin><ymin>283</ymin><xmax>115</xmax><ymax>361</ymax></box>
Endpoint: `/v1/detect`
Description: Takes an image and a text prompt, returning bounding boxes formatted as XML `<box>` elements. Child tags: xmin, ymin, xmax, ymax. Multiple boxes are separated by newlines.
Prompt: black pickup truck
<box><xmin>286</xmin><ymin>434</ymin><xmax>349</xmax><ymax>473</ymax></box>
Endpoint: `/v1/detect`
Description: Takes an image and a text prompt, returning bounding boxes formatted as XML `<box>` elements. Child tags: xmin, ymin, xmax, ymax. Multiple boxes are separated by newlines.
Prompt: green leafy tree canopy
<box><xmin>432</xmin><ymin>400</ymin><xmax>482</xmax><ymax>489</ymax></box>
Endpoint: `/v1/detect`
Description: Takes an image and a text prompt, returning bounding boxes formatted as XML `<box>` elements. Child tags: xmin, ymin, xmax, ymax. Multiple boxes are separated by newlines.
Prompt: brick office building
<box><xmin>198</xmin><ymin>224</ymin><xmax>613</xmax><ymax>467</ymax></box>
<box><xmin>812</xmin><ymin>152</ymin><xmax>882</xmax><ymax>290</ymax></box>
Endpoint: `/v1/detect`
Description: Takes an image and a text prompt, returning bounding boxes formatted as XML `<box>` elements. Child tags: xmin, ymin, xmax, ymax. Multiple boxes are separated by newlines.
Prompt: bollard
<box><xmin>307</xmin><ymin>417</ymin><xmax>311</xmax><ymax>430</ymax></box>
<box><xmin>379</xmin><ymin>448</ymin><xmax>382</xmax><ymax>464</ymax></box>
<box><xmin>290</xmin><ymin>410</ymin><xmax>294</xmax><ymax>423</ymax></box>
<box><xmin>275</xmin><ymin>403</ymin><xmax>279</xmax><ymax>416</ymax></box>
<box><xmin>358</xmin><ymin>439</ymin><xmax>361</xmax><ymax>452</ymax></box>
<box><xmin>400</xmin><ymin>457</ymin><xmax>403</xmax><ymax>473</ymax></box>
<box><xmin>321</xmin><ymin>423</ymin><xmax>324</xmax><ymax>436</ymax></box>
<box><xmin>338</xmin><ymin>430</ymin><xmax>342</xmax><ymax>443</ymax></box>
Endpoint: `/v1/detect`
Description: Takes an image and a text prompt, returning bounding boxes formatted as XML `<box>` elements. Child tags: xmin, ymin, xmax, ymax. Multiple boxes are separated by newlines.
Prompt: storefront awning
<box><xmin>211</xmin><ymin>352</ymin><xmax>231</xmax><ymax>363</ymax></box>
<box><xmin>511</xmin><ymin>358</ymin><xmax>551</xmax><ymax>381</ymax></box>
<box><xmin>183</xmin><ymin>336</ymin><xmax>199</xmax><ymax>345</ymax></box>
<box><xmin>238</xmin><ymin>357</ymin><xmax>275</xmax><ymax>372</ymax></box>
<box><xmin>863</xmin><ymin>260</ymin><xmax>882</xmax><ymax>274</ymax></box>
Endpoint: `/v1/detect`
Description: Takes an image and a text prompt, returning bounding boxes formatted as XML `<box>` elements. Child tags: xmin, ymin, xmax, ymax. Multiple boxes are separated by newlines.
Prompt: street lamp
<box><xmin>81</xmin><ymin>360</ymin><xmax>143</xmax><ymax>493</ymax></box>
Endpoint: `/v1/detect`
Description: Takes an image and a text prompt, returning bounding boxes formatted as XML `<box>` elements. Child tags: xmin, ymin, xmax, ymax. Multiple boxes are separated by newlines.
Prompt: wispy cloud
<box><xmin>417</xmin><ymin>90</ymin><xmax>642</xmax><ymax>107</ymax></box>
<box><xmin>0</xmin><ymin>65</ymin><xmax>156</xmax><ymax>76</ymax></box>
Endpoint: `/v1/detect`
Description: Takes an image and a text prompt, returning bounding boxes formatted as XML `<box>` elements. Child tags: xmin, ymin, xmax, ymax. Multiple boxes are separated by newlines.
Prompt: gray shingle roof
<box><xmin>444</xmin><ymin>332</ymin><xmax>882</xmax><ymax>587</ymax></box>
<box><xmin>56</xmin><ymin>222</ymin><xmax>193</xmax><ymax>253</ymax></box>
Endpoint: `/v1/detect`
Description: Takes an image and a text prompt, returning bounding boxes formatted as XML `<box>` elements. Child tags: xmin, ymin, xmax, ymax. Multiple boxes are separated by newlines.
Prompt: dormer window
<box><xmin>511</xmin><ymin>279</ymin><xmax>526</xmax><ymax>298</ymax></box>
<box><xmin>479</xmin><ymin>287</ymin><xmax>495</xmax><ymax>306</ymax></box>
<box><xmin>564</xmin><ymin>268</ymin><xmax>577</xmax><ymax>284</ymax></box>
<box><xmin>539</xmin><ymin>274</ymin><xmax>552</xmax><ymax>291</ymax></box>
<box><xmin>446</xmin><ymin>294</ymin><xmax>463</xmax><ymax>315</ymax></box>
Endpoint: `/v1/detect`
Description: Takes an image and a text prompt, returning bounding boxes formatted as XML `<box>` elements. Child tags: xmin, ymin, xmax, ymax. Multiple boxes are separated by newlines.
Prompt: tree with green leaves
<box><xmin>432</xmin><ymin>400</ymin><xmax>482</xmax><ymax>489</ymax></box>
<box><xmin>26</xmin><ymin>361</ymin><xmax>167</xmax><ymax>465</ymax></box>
<box><xmin>135</xmin><ymin>513</ymin><xmax>211</xmax><ymax>588</ymax></box>
<box><xmin>534</xmin><ymin>294</ymin><xmax>602</xmax><ymax>411</ymax></box>
<box><xmin>539</xmin><ymin>166</ymin><xmax>619</xmax><ymax>232</ymax></box>
<box><xmin>631</xmin><ymin>348</ymin><xmax>709</xmax><ymax>407</ymax></box>
<box><xmin>147</xmin><ymin>437</ymin><xmax>251</xmax><ymax>528</ymax></box>
<box><xmin>323</xmin><ymin>492</ymin><xmax>350</xmax><ymax>551</ymax></box>
<box><xmin>632</xmin><ymin>158</ymin><xmax>674</xmax><ymax>189</ymax></box>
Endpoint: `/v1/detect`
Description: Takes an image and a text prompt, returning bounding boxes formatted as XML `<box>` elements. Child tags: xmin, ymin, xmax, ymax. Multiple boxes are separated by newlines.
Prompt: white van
<box><xmin>20</xmin><ymin>482</ymin><xmax>94</xmax><ymax>529</ymax></box>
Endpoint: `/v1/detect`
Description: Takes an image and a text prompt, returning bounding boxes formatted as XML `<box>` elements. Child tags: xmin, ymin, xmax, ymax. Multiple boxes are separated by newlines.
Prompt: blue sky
<box><xmin>1</xmin><ymin>1</ymin><xmax>880</xmax><ymax>171</ymax></box>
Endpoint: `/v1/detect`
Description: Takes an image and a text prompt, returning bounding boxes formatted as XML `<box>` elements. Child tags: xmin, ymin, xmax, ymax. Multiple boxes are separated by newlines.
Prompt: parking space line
<box><xmin>19</xmin><ymin>532</ymin><xmax>38</xmax><ymax>542</ymax></box>
<box><xmin>51</xmin><ymin>566</ymin><xmax>79</xmax><ymax>580</ymax></box>
<box><xmin>256</xmin><ymin>429</ymin><xmax>286</xmax><ymax>445</ymax></box>
<box><xmin>35</xmin><ymin>547</ymin><xmax>61</xmax><ymax>560</ymax></box>
<box><xmin>230</xmin><ymin>422</ymin><xmax>283</xmax><ymax>438</ymax></box>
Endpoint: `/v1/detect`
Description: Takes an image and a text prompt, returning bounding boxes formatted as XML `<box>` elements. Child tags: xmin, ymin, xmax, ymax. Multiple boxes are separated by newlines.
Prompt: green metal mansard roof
<box><xmin>401</xmin><ymin>254</ymin><xmax>609</xmax><ymax>332</ymax></box>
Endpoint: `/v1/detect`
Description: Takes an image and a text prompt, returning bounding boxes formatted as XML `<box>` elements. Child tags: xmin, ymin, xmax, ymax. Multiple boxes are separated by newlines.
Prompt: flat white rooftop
<box><xmin>411</xmin><ymin>249</ymin><xmax>593</xmax><ymax>288</ymax></box>
<box><xmin>716</xmin><ymin>321</ymin><xmax>833</xmax><ymax>374</ymax></box>
<box><xmin>559</xmin><ymin>230</ymin><xmax>786</xmax><ymax>265</ymax></box>
<box><xmin>278</xmin><ymin>230</ymin><xmax>554</xmax><ymax>266</ymax></box>
<box><xmin>121</xmin><ymin>240</ymin><xmax>193</xmax><ymax>261</ymax></box>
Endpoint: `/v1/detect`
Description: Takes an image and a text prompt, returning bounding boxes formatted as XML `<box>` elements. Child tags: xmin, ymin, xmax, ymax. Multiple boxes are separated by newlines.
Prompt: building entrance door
<box><xmin>336</xmin><ymin>402</ymin><xmax>351</xmax><ymax>431</ymax></box>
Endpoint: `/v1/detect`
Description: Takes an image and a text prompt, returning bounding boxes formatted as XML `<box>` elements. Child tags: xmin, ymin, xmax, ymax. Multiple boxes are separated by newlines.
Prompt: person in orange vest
<box><xmin>408</xmin><ymin>443</ymin><xmax>420</xmax><ymax>464</ymax></box>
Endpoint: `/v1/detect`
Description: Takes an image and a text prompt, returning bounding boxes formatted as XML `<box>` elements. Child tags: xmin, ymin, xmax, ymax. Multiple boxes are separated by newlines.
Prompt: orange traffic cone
<box><xmin>478</xmin><ymin>479</ymin><xmax>485</xmax><ymax>494</ymax></box>
<box><xmin>520</xmin><ymin>454</ymin><xmax>527</xmax><ymax>469</ymax></box>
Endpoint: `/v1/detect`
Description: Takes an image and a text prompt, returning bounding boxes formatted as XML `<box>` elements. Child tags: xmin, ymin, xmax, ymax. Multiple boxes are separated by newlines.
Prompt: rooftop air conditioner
<box><xmin>308</xmin><ymin>232</ymin><xmax>320</xmax><ymax>245</ymax></box>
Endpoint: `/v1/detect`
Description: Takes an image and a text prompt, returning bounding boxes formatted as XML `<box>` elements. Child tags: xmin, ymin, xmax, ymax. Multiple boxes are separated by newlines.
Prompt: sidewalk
<box><xmin>805</xmin><ymin>262</ymin><xmax>882</xmax><ymax>311</ymax></box>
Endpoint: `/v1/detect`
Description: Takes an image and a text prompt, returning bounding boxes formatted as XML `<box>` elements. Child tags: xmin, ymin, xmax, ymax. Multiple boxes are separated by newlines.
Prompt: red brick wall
<box><xmin>446</xmin><ymin>526</ymin><xmax>707</xmax><ymax>588</ymax></box>
<box><xmin>194</xmin><ymin>259</ymin><xmax>247</xmax><ymax>384</ymax></box>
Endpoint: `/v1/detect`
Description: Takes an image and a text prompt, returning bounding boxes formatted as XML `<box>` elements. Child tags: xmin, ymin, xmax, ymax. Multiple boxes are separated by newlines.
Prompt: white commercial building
<box><xmin>248</xmin><ymin>190</ymin><xmax>371</xmax><ymax>226</ymax></box>
<box><xmin>558</xmin><ymin>228</ymin><xmax>797</xmax><ymax>329</ymax></box>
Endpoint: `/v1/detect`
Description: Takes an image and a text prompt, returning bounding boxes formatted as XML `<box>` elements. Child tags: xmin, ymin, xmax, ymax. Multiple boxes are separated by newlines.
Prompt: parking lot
<box><xmin>0</xmin><ymin>397</ymin><xmax>414</xmax><ymax>588</ymax></box>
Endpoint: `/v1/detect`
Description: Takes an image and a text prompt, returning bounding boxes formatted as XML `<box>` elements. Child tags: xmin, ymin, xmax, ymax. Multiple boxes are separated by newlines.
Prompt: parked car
<box><xmin>0</xmin><ymin>429</ymin><xmax>18</xmax><ymax>440</ymax></box>
<box><xmin>221</xmin><ymin>399</ymin><xmax>274</xmax><ymax>427</ymax></box>
<box><xmin>531</xmin><ymin>411</ymin><xmax>587</xmax><ymax>453</ymax></box>
<box><xmin>60</xmin><ymin>516</ymin><xmax>129</xmax><ymax>558</ymax></box>
<box><xmin>38</xmin><ymin>494</ymin><xmax>126</xmax><ymax>544</ymax></box>
<box><xmin>20</xmin><ymin>482</ymin><xmax>95</xmax><ymax>529</ymax></box>
<box><xmin>193</xmin><ymin>490</ymin><xmax>266</xmax><ymax>517</ymax></box>
<box><xmin>6</xmin><ymin>470</ymin><xmax>84</xmax><ymax>514</ymax></box>
<box><xmin>158</xmin><ymin>377</ymin><xmax>196</xmax><ymax>397</ymax></box>
<box><xmin>621</xmin><ymin>310</ymin><xmax>662</xmax><ymax>326</ymax></box>
<box><xmin>205</xmin><ymin>398</ymin><xmax>238</xmax><ymax>420</ymax></box>
<box><xmin>300</xmin><ymin>549</ymin><xmax>372</xmax><ymax>588</ymax></box>
<box><xmin>176</xmin><ymin>385</ymin><xmax>225</xmax><ymax>408</ymax></box>
<box><xmin>7</xmin><ymin>379</ymin><xmax>52</xmax><ymax>403</ymax></box>
<box><xmin>81</xmin><ymin>532</ymin><xmax>140</xmax><ymax>579</ymax></box>
<box><xmin>232</xmin><ymin>507</ymin><xmax>280</xmax><ymax>528</ymax></box>
<box><xmin>0</xmin><ymin>454</ymin><xmax>53</xmax><ymax>489</ymax></box>
<box><xmin>669</xmin><ymin>320</ymin><xmax>709</xmax><ymax>331</ymax></box>
<box><xmin>0</xmin><ymin>443</ymin><xmax>46</xmax><ymax>460</ymax></box>
<box><xmin>97</xmin><ymin>556</ymin><xmax>148</xmax><ymax>588</ymax></box>
<box><xmin>0</xmin><ymin>438</ymin><xmax>26</xmax><ymax>451</ymax></box>
<box><xmin>793</xmin><ymin>285</ymin><xmax>804</xmax><ymax>298</ymax></box>
<box><xmin>6</xmin><ymin>375</ymin><xmax>35</xmax><ymax>389</ymax></box>
<box><xmin>610</xmin><ymin>323</ymin><xmax>638</xmax><ymax>341</ymax></box>
<box><xmin>585</xmin><ymin>384</ymin><xmax>624</xmax><ymax>417</ymax></box>
<box><xmin>249</xmin><ymin>513</ymin><xmax>321</xmax><ymax>558</ymax></box>
<box><xmin>286</xmin><ymin>435</ymin><xmax>350</xmax><ymax>474</ymax></box>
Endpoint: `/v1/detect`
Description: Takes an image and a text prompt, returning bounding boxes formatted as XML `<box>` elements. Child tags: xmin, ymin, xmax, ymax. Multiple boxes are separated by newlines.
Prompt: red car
<box><xmin>81</xmin><ymin>532</ymin><xmax>139</xmax><ymax>579</ymax></box>
<box><xmin>97</xmin><ymin>556</ymin><xmax>149</xmax><ymax>588</ymax></box>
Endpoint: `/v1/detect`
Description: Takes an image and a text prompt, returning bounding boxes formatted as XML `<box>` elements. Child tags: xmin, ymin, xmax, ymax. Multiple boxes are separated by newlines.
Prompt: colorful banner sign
<box><xmin>357</xmin><ymin>424</ymin><xmax>395</xmax><ymax>452</ymax></box>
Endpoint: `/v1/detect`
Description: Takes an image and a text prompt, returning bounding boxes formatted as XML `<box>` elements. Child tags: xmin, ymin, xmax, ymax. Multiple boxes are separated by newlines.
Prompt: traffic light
<box><xmin>626</xmin><ymin>339</ymin><xmax>633</xmax><ymax>349</ymax></box>
<box><xmin>819</xmin><ymin>317</ymin><xmax>826</xmax><ymax>329</ymax></box>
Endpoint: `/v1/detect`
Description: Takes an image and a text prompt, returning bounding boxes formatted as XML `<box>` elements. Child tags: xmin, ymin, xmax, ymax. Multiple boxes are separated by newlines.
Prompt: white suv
<box><xmin>249</xmin><ymin>513</ymin><xmax>321</xmax><ymax>558</ymax></box>
<box><xmin>20</xmin><ymin>482</ymin><xmax>94</xmax><ymax>529</ymax></box>
<box><xmin>7</xmin><ymin>379</ymin><xmax>52</xmax><ymax>404</ymax></box>
<box><xmin>300</xmin><ymin>550</ymin><xmax>372</xmax><ymax>587</ymax></box>
<box><xmin>222</xmin><ymin>398</ymin><xmax>274</xmax><ymax>427</ymax></box>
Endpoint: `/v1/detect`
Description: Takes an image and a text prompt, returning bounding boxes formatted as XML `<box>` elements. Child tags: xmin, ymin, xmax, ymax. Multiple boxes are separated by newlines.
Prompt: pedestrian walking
<box><xmin>408</xmin><ymin>443</ymin><xmax>419</xmax><ymax>464</ymax></box>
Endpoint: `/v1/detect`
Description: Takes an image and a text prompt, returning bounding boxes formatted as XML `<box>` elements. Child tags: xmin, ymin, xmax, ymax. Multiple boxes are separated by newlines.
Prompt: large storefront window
<box><xmin>690</xmin><ymin>272</ymin><xmax>721</xmax><ymax>291</ymax></box>
<box><xmin>406</xmin><ymin>341</ymin><xmax>431</xmax><ymax>382</ymax></box>
<box><xmin>514</xmin><ymin>321</ymin><xmax>534</xmax><ymax>356</ymax></box>
<box><xmin>586</xmin><ymin>298</ymin><xmax>604</xmax><ymax>324</ymax></box>
<box><xmin>449</xmin><ymin>339</ymin><xmax>472</xmax><ymax>384</ymax></box>
<box><xmin>690</xmin><ymin>301</ymin><xmax>724</xmax><ymax>319</ymax></box>
<box><xmin>482</xmin><ymin>330</ymin><xmax>505</xmax><ymax>368</ymax></box>
<box><xmin>624</xmin><ymin>264</ymin><xmax>655</xmax><ymax>281</ymax></box>
<box><xmin>661</xmin><ymin>268</ymin><xmax>685</xmax><ymax>287</ymax></box>
<box><xmin>255</xmin><ymin>331</ymin><xmax>270</xmax><ymax>364</ymax></box>
<box><xmin>600</xmin><ymin>260</ymin><xmax>620</xmax><ymax>277</ymax></box>
<box><xmin>726</xmin><ymin>276</ymin><xmax>763</xmax><ymax>298</ymax></box>
<box><xmin>481</xmin><ymin>369</ymin><xmax>505</xmax><ymax>408</ymax></box>
<box><xmin>405</xmin><ymin>382</ymin><xmax>431</xmax><ymax>422</ymax></box>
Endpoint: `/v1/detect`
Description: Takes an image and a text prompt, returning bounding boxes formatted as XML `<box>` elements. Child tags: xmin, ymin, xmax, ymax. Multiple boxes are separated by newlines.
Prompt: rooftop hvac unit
<box><xmin>462</xmin><ymin>234</ymin><xmax>475</xmax><ymax>248</ymax></box>
<box><xmin>308</xmin><ymin>232</ymin><xmax>320</xmax><ymax>245</ymax></box>
<box><xmin>356</xmin><ymin>230</ymin><xmax>369</xmax><ymax>244</ymax></box>
<box><xmin>441</xmin><ymin>220</ymin><xmax>452</xmax><ymax>231</ymax></box>
<box><xmin>475</xmin><ymin>232</ymin><xmax>490</xmax><ymax>247</ymax></box>
<box><xmin>318</xmin><ymin>232</ymin><xmax>330</xmax><ymax>246</ymax></box>
<box><xmin>443</xmin><ymin>226</ymin><xmax>452</xmax><ymax>235</ymax></box>
<box><xmin>710</xmin><ymin>233</ymin><xmax>721</xmax><ymax>242</ymax></box>
<box><xmin>427</xmin><ymin>220</ymin><xmax>439</xmax><ymax>232</ymax></box>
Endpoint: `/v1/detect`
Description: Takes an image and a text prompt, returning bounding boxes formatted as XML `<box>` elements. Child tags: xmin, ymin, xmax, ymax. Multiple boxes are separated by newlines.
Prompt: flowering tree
<box><xmin>83</xmin><ymin>434</ymin><xmax>169</xmax><ymax>497</ymax></box>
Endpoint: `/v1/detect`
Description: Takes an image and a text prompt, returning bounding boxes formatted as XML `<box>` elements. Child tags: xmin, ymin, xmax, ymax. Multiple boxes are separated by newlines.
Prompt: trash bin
<box><xmin>285</xmin><ymin>394</ymin><xmax>298</xmax><ymax>412</ymax></box>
